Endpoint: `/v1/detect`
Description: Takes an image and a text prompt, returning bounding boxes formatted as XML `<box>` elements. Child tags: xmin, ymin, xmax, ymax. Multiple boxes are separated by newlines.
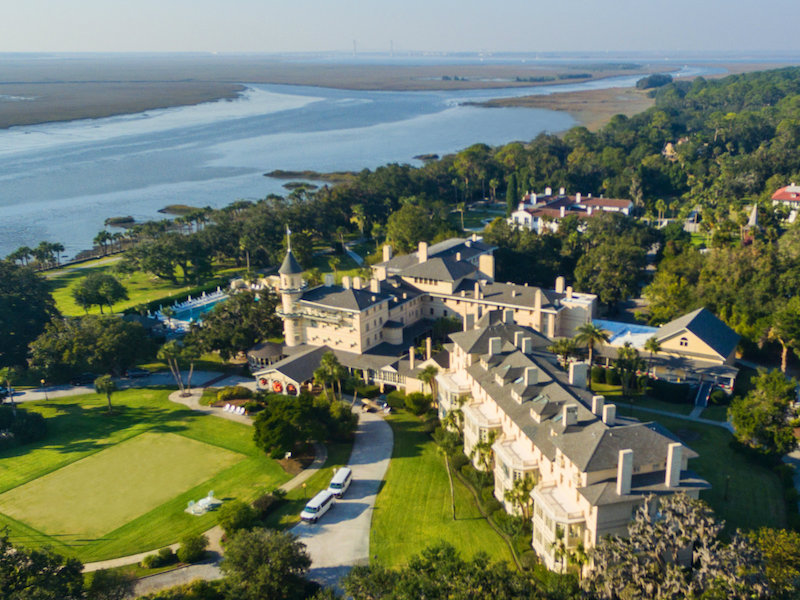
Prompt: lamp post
<box><xmin>41</xmin><ymin>379</ymin><xmax>48</xmax><ymax>401</ymax></box>
<box><xmin>302</xmin><ymin>482</ymin><xmax>307</xmax><ymax>500</ymax></box>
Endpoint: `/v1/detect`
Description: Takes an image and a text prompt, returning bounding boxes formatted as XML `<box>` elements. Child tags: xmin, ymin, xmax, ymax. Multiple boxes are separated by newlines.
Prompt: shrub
<box><xmin>484</xmin><ymin>497</ymin><xmax>503</xmax><ymax>514</ymax></box>
<box><xmin>386</xmin><ymin>390</ymin><xmax>406</xmax><ymax>409</ymax></box>
<box><xmin>405</xmin><ymin>392</ymin><xmax>431</xmax><ymax>415</ymax></box>
<box><xmin>0</xmin><ymin>406</ymin><xmax>47</xmax><ymax>447</ymax></box>
<box><xmin>141</xmin><ymin>547</ymin><xmax>177</xmax><ymax>569</ymax></box>
<box><xmin>355</xmin><ymin>385</ymin><xmax>381</xmax><ymax>399</ymax></box>
<box><xmin>709</xmin><ymin>388</ymin><xmax>728</xmax><ymax>405</ymax></box>
<box><xmin>591</xmin><ymin>366</ymin><xmax>605</xmax><ymax>383</ymax></box>
<box><xmin>217</xmin><ymin>499</ymin><xmax>256</xmax><ymax>537</ymax></box>
<box><xmin>451</xmin><ymin>453</ymin><xmax>469</xmax><ymax>470</ymax></box>
<box><xmin>520</xmin><ymin>550</ymin><xmax>539</xmax><ymax>571</ymax></box>
<box><xmin>243</xmin><ymin>400</ymin><xmax>263</xmax><ymax>414</ymax></box>
<box><xmin>422</xmin><ymin>415</ymin><xmax>438</xmax><ymax>434</ymax></box>
<box><xmin>480</xmin><ymin>485</ymin><xmax>496</xmax><ymax>505</ymax></box>
<box><xmin>649</xmin><ymin>379</ymin><xmax>692</xmax><ymax>404</ymax></box>
<box><xmin>177</xmin><ymin>533</ymin><xmax>208</xmax><ymax>564</ymax></box>
<box><xmin>252</xmin><ymin>491</ymin><xmax>284</xmax><ymax>519</ymax></box>
<box><xmin>604</xmin><ymin>368</ymin><xmax>620</xmax><ymax>386</ymax></box>
<box><xmin>217</xmin><ymin>386</ymin><xmax>253</xmax><ymax>402</ymax></box>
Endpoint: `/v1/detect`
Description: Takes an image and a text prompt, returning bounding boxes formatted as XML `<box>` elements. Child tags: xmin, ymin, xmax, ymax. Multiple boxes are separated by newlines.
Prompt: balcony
<box><xmin>533</xmin><ymin>481</ymin><xmax>585</xmax><ymax>523</ymax></box>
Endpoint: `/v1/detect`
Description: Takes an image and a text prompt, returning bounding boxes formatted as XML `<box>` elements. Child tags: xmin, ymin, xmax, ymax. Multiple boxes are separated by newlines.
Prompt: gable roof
<box><xmin>376</xmin><ymin>237</ymin><xmax>494</xmax><ymax>272</ymax></box>
<box><xmin>772</xmin><ymin>184</ymin><xmax>800</xmax><ymax>202</ymax></box>
<box><xmin>655</xmin><ymin>307</ymin><xmax>740</xmax><ymax>359</ymax></box>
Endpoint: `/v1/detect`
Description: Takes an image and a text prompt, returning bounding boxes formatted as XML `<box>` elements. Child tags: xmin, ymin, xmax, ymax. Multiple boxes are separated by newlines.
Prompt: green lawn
<box><xmin>448</xmin><ymin>208</ymin><xmax>505</xmax><ymax>230</ymax></box>
<box><xmin>0</xmin><ymin>389</ymin><xmax>291</xmax><ymax>562</ymax></box>
<box><xmin>700</xmin><ymin>403</ymin><xmax>730</xmax><ymax>422</ymax></box>
<box><xmin>591</xmin><ymin>383</ymin><xmax>694</xmax><ymax>415</ymax></box>
<box><xmin>617</xmin><ymin>408</ymin><xmax>786</xmax><ymax>532</ymax></box>
<box><xmin>370</xmin><ymin>411</ymin><xmax>514</xmax><ymax>567</ymax></box>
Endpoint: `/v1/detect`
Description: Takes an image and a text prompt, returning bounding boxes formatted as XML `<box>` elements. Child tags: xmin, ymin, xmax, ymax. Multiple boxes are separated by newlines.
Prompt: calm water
<box><xmin>0</xmin><ymin>66</ymin><xmax>717</xmax><ymax>258</ymax></box>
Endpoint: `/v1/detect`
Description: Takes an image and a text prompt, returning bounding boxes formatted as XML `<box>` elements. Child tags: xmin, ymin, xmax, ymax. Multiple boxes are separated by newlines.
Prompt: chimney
<box><xmin>370</xmin><ymin>278</ymin><xmax>380</xmax><ymax>293</ymax></box>
<box><xmin>464</xmin><ymin>313</ymin><xmax>475</xmax><ymax>331</ymax></box>
<box><xmin>426</xmin><ymin>337</ymin><xmax>432</xmax><ymax>360</ymax></box>
<box><xmin>514</xmin><ymin>331</ymin><xmax>524</xmax><ymax>347</ymax></box>
<box><xmin>511</xmin><ymin>289</ymin><xmax>517</xmax><ymax>298</ymax></box>
<box><xmin>524</xmin><ymin>366</ymin><xmax>538</xmax><ymax>386</ymax></box>
<box><xmin>324</xmin><ymin>273</ymin><xmax>334</xmax><ymax>287</ymax></box>
<box><xmin>489</xmin><ymin>337</ymin><xmax>502</xmax><ymax>355</ymax></box>
<box><xmin>545</xmin><ymin>186</ymin><xmax>552</xmax><ymax>196</ymax></box>
<box><xmin>531</xmin><ymin>193</ymin><xmax>537</xmax><ymax>204</ymax></box>
<box><xmin>375</xmin><ymin>266</ymin><xmax>387</xmax><ymax>281</ymax></box>
<box><xmin>418</xmin><ymin>241</ymin><xmax>428</xmax><ymax>263</ymax></box>
<box><xmin>342</xmin><ymin>275</ymin><xmax>351</xmax><ymax>289</ymax></box>
<box><xmin>353</xmin><ymin>276</ymin><xmax>362</xmax><ymax>290</ymax></box>
<box><xmin>569</xmin><ymin>362</ymin><xmax>588</xmax><ymax>389</ymax></box>
<box><xmin>566</xmin><ymin>286</ymin><xmax>573</xmax><ymax>300</ymax></box>
<box><xmin>666</xmin><ymin>442</ymin><xmax>683</xmax><ymax>488</ymax></box>
<box><xmin>555</xmin><ymin>276</ymin><xmax>565</xmax><ymax>294</ymax></box>
<box><xmin>534</xmin><ymin>289</ymin><xmax>542</xmax><ymax>312</ymax></box>
<box><xmin>559</xmin><ymin>187</ymin><xmax>565</xmax><ymax>196</ymax></box>
<box><xmin>588</xmin><ymin>193</ymin><xmax>592</xmax><ymax>198</ymax></box>
<box><xmin>456</xmin><ymin>252</ymin><xmax>462</xmax><ymax>261</ymax></box>
<box><xmin>602</xmin><ymin>404</ymin><xmax>616</xmax><ymax>426</ymax></box>
<box><xmin>503</xmin><ymin>309</ymin><xmax>514</xmax><ymax>324</ymax></box>
<box><xmin>472</xmin><ymin>233</ymin><xmax>478</xmax><ymax>242</ymax></box>
<box><xmin>562</xmin><ymin>404</ymin><xmax>578</xmax><ymax>426</ymax></box>
<box><xmin>616</xmin><ymin>449</ymin><xmax>633</xmax><ymax>496</ymax></box>
<box><xmin>474</xmin><ymin>281</ymin><xmax>481</xmax><ymax>300</ymax></box>
<box><xmin>560</xmin><ymin>206</ymin><xmax>566</xmax><ymax>218</ymax></box>
<box><xmin>576</xmin><ymin>192</ymin><xmax>581</xmax><ymax>203</ymax></box>
<box><xmin>409</xmin><ymin>347</ymin><xmax>415</xmax><ymax>370</ymax></box>
<box><xmin>382</xmin><ymin>244</ymin><xmax>393</xmax><ymax>263</ymax></box>
<box><xmin>479</xmin><ymin>254</ymin><xmax>495</xmax><ymax>280</ymax></box>
<box><xmin>592</xmin><ymin>395</ymin><xmax>605</xmax><ymax>416</ymax></box>
<box><xmin>522</xmin><ymin>337</ymin><xmax>533</xmax><ymax>354</ymax></box>
<box><xmin>587</xmin><ymin>206</ymin><xmax>593</xmax><ymax>216</ymax></box>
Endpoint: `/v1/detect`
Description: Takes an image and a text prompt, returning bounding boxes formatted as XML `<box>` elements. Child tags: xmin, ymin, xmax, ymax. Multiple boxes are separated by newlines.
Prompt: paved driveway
<box><xmin>291</xmin><ymin>409</ymin><xmax>393</xmax><ymax>588</ymax></box>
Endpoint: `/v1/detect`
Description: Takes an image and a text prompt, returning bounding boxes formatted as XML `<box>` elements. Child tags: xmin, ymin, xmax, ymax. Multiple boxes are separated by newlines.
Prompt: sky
<box><xmin>2</xmin><ymin>0</ymin><xmax>800</xmax><ymax>55</ymax></box>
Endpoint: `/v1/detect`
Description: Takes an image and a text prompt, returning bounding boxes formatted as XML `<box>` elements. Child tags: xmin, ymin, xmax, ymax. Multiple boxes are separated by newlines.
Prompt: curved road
<box><xmin>291</xmin><ymin>409</ymin><xmax>393</xmax><ymax>588</ymax></box>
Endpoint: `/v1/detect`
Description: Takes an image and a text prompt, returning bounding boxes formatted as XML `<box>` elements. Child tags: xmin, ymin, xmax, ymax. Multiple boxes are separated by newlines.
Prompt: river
<box><xmin>0</xmin><ymin>66</ymin><xmax>717</xmax><ymax>259</ymax></box>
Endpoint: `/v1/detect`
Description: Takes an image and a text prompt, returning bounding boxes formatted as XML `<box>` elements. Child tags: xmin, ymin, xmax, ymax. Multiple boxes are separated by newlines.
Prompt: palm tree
<box><xmin>94</xmin><ymin>375</ymin><xmax>117</xmax><ymax>413</ymax></box>
<box><xmin>655</xmin><ymin>198</ymin><xmax>667</xmax><ymax>223</ymax></box>
<box><xmin>328</xmin><ymin>256</ymin><xmax>340</xmax><ymax>273</ymax></box>
<box><xmin>469</xmin><ymin>429</ymin><xmax>497</xmax><ymax>473</ymax></box>
<box><xmin>489</xmin><ymin>178</ymin><xmax>499</xmax><ymax>203</ymax></box>
<box><xmin>574</xmin><ymin>322</ymin><xmax>610</xmax><ymax>367</ymax></box>
<box><xmin>350</xmin><ymin>204</ymin><xmax>367</xmax><ymax>238</ymax></box>
<box><xmin>158</xmin><ymin>340</ymin><xmax>186</xmax><ymax>395</ymax></box>
<box><xmin>643</xmin><ymin>336</ymin><xmax>662</xmax><ymax>377</ymax></box>
<box><xmin>320</xmin><ymin>352</ymin><xmax>344</xmax><ymax>400</ymax></box>
<box><xmin>503</xmin><ymin>473</ymin><xmax>537</xmax><ymax>519</ymax></box>
<box><xmin>93</xmin><ymin>230</ymin><xmax>112</xmax><ymax>256</ymax></box>
<box><xmin>418</xmin><ymin>365</ymin><xmax>439</xmax><ymax>405</ymax></box>
<box><xmin>548</xmin><ymin>338</ymin><xmax>577</xmax><ymax>365</ymax></box>
<box><xmin>314</xmin><ymin>366</ymin><xmax>331</xmax><ymax>399</ymax></box>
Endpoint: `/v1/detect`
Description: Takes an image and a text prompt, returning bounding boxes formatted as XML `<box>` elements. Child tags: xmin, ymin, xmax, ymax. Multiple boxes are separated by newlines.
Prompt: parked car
<box><xmin>327</xmin><ymin>466</ymin><xmax>352</xmax><ymax>498</ymax></box>
<box><xmin>300</xmin><ymin>490</ymin><xmax>335</xmax><ymax>523</ymax></box>
<box><xmin>125</xmin><ymin>367</ymin><xmax>151</xmax><ymax>379</ymax></box>
<box><xmin>70</xmin><ymin>373</ymin><xmax>98</xmax><ymax>386</ymax></box>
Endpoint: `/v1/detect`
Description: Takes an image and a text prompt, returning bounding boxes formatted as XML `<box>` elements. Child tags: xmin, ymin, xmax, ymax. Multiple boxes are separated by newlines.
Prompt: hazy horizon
<box><xmin>3</xmin><ymin>0</ymin><xmax>800</xmax><ymax>55</ymax></box>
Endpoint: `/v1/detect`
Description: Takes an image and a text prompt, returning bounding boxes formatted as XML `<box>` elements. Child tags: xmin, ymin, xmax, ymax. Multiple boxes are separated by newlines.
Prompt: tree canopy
<box><xmin>0</xmin><ymin>262</ymin><xmax>58</xmax><ymax>368</ymax></box>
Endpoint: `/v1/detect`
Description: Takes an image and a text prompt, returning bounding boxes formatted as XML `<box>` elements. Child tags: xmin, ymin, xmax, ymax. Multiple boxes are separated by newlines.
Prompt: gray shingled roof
<box><xmin>255</xmin><ymin>345</ymin><xmax>331</xmax><ymax>384</ymax></box>
<box><xmin>401</xmin><ymin>257</ymin><xmax>477</xmax><ymax>282</ymax></box>
<box><xmin>377</xmin><ymin>237</ymin><xmax>494</xmax><ymax>272</ymax></box>
<box><xmin>278</xmin><ymin>250</ymin><xmax>303</xmax><ymax>275</ymax></box>
<box><xmin>655</xmin><ymin>307</ymin><xmax>740</xmax><ymax>359</ymax></box>
<box><xmin>300</xmin><ymin>285</ymin><xmax>387</xmax><ymax>312</ymax></box>
<box><xmin>449</xmin><ymin>314</ymin><xmax>551</xmax><ymax>355</ymax></box>
<box><xmin>453</xmin><ymin>280</ymin><xmax>564</xmax><ymax>311</ymax></box>
<box><xmin>578</xmin><ymin>470</ymin><xmax>711</xmax><ymax>506</ymax></box>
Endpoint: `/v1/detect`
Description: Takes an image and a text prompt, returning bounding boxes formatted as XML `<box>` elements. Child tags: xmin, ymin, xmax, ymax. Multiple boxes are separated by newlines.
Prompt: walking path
<box><xmin>291</xmin><ymin>409</ymin><xmax>393</xmax><ymax>589</ymax></box>
<box><xmin>628</xmin><ymin>404</ymin><xmax>734</xmax><ymax>433</ymax></box>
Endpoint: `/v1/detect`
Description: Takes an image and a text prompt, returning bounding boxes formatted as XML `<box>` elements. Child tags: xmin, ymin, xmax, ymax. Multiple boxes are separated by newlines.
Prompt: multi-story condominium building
<box><xmin>509</xmin><ymin>187</ymin><xmax>633</xmax><ymax>234</ymax></box>
<box><xmin>437</xmin><ymin>309</ymin><xmax>709</xmax><ymax>571</ymax></box>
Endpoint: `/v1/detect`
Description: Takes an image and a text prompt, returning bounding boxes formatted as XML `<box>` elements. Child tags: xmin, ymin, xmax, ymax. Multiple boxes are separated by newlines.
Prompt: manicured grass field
<box><xmin>618</xmin><ymin>407</ymin><xmax>786</xmax><ymax>532</ymax></box>
<box><xmin>590</xmin><ymin>383</ymin><xmax>695</xmax><ymax>415</ymax></box>
<box><xmin>370</xmin><ymin>411</ymin><xmax>513</xmax><ymax>567</ymax></box>
<box><xmin>1</xmin><ymin>433</ymin><xmax>242</xmax><ymax>539</ymax></box>
<box><xmin>0</xmin><ymin>389</ymin><xmax>291</xmax><ymax>561</ymax></box>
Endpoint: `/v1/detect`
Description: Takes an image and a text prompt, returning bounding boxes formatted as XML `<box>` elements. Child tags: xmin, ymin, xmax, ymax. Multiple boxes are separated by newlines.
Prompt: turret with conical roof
<box><xmin>277</xmin><ymin>227</ymin><xmax>306</xmax><ymax>347</ymax></box>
